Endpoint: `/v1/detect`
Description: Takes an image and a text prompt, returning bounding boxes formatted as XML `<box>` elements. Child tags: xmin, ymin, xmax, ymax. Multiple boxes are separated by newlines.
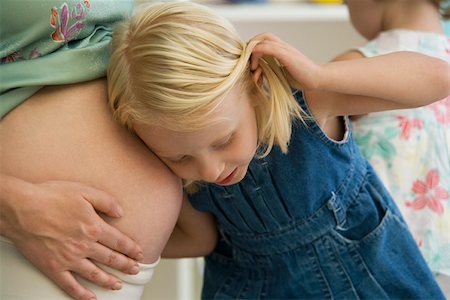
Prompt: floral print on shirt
<box><xmin>0</xmin><ymin>0</ymin><xmax>90</xmax><ymax>64</ymax></box>
<box><xmin>352</xmin><ymin>29</ymin><xmax>450</xmax><ymax>276</ymax></box>
<box><xmin>50</xmin><ymin>0</ymin><xmax>90</xmax><ymax>43</ymax></box>
<box><xmin>406</xmin><ymin>170</ymin><xmax>449</xmax><ymax>215</ymax></box>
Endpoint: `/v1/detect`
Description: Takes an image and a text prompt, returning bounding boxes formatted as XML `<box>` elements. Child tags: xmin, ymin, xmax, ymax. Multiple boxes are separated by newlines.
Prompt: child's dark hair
<box><xmin>433</xmin><ymin>0</ymin><xmax>450</xmax><ymax>19</ymax></box>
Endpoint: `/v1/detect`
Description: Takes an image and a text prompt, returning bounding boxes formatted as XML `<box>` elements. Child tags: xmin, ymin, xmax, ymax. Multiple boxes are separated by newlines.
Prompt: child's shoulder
<box><xmin>357</xmin><ymin>29</ymin><xmax>450</xmax><ymax>60</ymax></box>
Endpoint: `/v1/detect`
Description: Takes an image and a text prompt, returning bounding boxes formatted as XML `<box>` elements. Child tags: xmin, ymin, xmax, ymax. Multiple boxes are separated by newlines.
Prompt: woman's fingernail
<box><xmin>116</xmin><ymin>206</ymin><xmax>124</xmax><ymax>217</ymax></box>
<box><xmin>112</xmin><ymin>282</ymin><xmax>122</xmax><ymax>290</ymax></box>
<box><xmin>136</xmin><ymin>252</ymin><xmax>144</xmax><ymax>261</ymax></box>
<box><xmin>129</xmin><ymin>265</ymin><xmax>140</xmax><ymax>274</ymax></box>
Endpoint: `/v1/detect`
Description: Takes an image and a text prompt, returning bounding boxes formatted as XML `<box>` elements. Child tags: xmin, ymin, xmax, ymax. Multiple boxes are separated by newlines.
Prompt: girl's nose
<box><xmin>197</xmin><ymin>156</ymin><xmax>223</xmax><ymax>183</ymax></box>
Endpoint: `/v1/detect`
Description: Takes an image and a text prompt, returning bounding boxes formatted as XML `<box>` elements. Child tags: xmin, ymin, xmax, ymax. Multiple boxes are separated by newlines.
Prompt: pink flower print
<box><xmin>29</xmin><ymin>48</ymin><xmax>41</xmax><ymax>59</ymax></box>
<box><xmin>49</xmin><ymin>2</ymin><xmax>88</xmax><ymax>43</ymax></box>
<box><xmin>0</xmin><ymin>51</ymin><xmax>22</xmax><ymax>64</ymax></box>
<box><xmin>429</xmin><ymin>97</ymin><xmax>450</xmax><ymax>125</ymax></box>
<box><xmin>72</xmin><ymin>2</ymin><xmax>86</xmax><ymax>21</ymax></box>
<box><xmin>417</xmin><ymin>239</ymin><xmax>423</xmax><ymax>248</ymax></box>
<box><xmin>50</xmin><ymin>7</ymin><xmax>63</xmax><ymax>41</ymax></box>
<box><xmin>406</xmin><ymin>170</ymin><xmax>449</xmax><ymax>215</ymax></box>
<box><xmin>396</xmin><ymin>115</ymin><xmax>423</xmax><ymax>140</ymax></box>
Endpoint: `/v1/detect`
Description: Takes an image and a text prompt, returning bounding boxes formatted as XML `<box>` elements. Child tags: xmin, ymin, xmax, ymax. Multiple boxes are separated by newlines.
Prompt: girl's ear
<box><xmin>252</xmin><ymin>66</ymin><xmax>264</xmax><ymax>87</ymax></box>
<box><xmin>250</xmin><ymin>67</ymin><xmax>264</xmax><ymax>107</ymax></box>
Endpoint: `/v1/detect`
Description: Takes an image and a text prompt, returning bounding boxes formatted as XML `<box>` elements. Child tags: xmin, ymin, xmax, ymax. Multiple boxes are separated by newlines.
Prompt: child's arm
<box><xmin>250</xmin><ymin>33</ymin><xmax>450</xmax><ymax>116</ymax></box>
<box><xmin>305</xmin><ymin>49</ymin><xmax>417</xmax><ymax>118</ymax></box>
<box><xmin>162</xmin><ymin>194</ymin><xmax>218</xmax><ymax>258</ymax></box>
<box><xmin>315</xmin><ymin>51</ymin><xmax>449</xmax><ymax>116</ymax></box>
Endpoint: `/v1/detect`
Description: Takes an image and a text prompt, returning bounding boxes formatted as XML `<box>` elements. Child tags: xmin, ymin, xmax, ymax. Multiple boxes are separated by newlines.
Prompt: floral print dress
<box><xmin>352</xmin><ymin>29</ymin><xmax>450</xmax><ymax>276</ymax></box>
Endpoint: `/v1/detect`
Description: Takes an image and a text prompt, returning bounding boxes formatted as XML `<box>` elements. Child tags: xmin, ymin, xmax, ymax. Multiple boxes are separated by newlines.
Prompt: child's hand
<box><xmin>250</xmin><ymin>32</ymin><xmax>321</xmax><ymax>90</ymax></box>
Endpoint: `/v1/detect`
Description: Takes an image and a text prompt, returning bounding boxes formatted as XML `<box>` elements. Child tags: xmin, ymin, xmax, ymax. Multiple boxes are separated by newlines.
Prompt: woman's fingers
<box><xmin>47</xmin><ymin>270</ymin><xmax>98</xmax><ymax>300</ymax></box>
<box><xmin>79</xmin><ymin>184</ymin><xmax>124</xmax><ymax>218</ymax></box>
<box><xmin>72</xmin><ymin>259</ymin><xmax>123</xmax><ymax>290</ymax></box>
<box><xmin>93</xmin><ymin>220</ymin><xmax>143</xmax><ymax>263</ymax></box>
<box><xmin>92</xmin><ymin>229</ymin><xmax>141</xmax><ymax>274</ymax></box>
<box><xmin>71</xmin><ymin>182</ymin><xmax>144</xmax><ymax>262</ymax></box>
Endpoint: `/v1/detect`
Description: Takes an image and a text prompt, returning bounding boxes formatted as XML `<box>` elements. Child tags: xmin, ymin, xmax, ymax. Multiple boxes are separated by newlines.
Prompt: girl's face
<box><xmin>134</xmin><ymin>84</ymin><xmax>259</xmax><ymax>186</ymax></box>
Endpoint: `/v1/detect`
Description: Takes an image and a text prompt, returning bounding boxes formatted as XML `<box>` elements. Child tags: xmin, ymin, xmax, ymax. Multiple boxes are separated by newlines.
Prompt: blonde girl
<box><xmin>107</xmin><ymin>2</ymin><xmax>448</xmax><ymax>298</ymax></box>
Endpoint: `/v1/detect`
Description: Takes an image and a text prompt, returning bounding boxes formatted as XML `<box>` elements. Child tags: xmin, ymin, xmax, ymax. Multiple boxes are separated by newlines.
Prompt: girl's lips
<box><xmin>216</xmin><ymin>168</ymin><xmax>237</xmax><ymax>185</ymax></box>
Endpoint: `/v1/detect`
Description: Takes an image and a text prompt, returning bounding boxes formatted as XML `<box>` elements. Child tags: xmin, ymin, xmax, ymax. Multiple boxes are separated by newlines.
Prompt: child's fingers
<box><xmin>251</xmin><ymin>40</ymin><xmax>284</xmax><ymax>70</ymax></box>
<box><xmin>249</xmin><ymin>31</ymin><xmax>320</xmax><ymax>90</ymax></box>
<box><xmin>249</xmin><ymin>32</ymin><xmax>284</xmax><ymax>44</ymax></box>
<box><xmin>249</xmin><ymin>32</ymin><xmax>288</xmax><ymax>70</ymax></box>
<box><xmin>252</xmin><ymin>67</ymin><xmax>263</xmax><ymax>85</ymax></box>
<box><xmin>250</xmin><ymin>53</ymin><xmax>260</xmax><ymax>71</ymax></box>
<box><xmin>252</xmin><ymin>40</ymin><xmax>294</xmax><ymax>69</ymax></box>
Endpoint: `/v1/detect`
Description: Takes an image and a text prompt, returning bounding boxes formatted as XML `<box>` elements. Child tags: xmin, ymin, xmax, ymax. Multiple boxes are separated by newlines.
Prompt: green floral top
<box><xmin>0</xmin><ymin>0</ymin><xmax>133</xmax><ymax>118</ymax></box>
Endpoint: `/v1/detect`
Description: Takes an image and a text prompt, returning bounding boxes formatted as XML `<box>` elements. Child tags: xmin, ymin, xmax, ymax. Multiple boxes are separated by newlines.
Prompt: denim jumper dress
<box><xmin>189</xmin><ymin>91</ymin><xmax>444</xmax><ymax>299</ymax></box>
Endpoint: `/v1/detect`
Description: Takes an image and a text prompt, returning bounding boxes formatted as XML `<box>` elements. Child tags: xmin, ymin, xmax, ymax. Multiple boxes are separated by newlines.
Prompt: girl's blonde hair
<box><xmin>108</xmin><ymin>1</ymin><xmax>307</xmax><ymax>157</ymax></box>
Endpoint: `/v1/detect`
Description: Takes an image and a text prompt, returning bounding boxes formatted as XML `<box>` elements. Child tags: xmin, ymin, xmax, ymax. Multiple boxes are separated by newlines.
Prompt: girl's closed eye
<box><xmin>168</xmin><ymin>155</ymin><xmax>190</xmax><ymax>164</ymax></box>
<box><xmin>213</xmin><ymin>133</ymin><xmax>235</xmax><ymax>149</ymax></box>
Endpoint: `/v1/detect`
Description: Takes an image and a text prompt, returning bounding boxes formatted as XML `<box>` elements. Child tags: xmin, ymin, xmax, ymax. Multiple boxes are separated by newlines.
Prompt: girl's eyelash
<box><xmin>214</xmin><ymin>134</ymin><xmax>234</xmax><ymax>149</ymax></box>
<box><xmin>168</xmin><ymin>134</ymin><xmax>235</xmax><ymax>163</ymax></box>
<box><xmin>170</xmin><ymin>155</ymin><xmax>189</xmax><ymax>163</ymax></box>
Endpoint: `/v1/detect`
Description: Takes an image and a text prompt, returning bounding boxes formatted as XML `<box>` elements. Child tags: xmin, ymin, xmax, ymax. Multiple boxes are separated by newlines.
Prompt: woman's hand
<box><xmin>0</xmin><ymin>175</ymin><xmax>143</xmax><ymax>300</ymax></box>
<box><xmin>250</xmin><ymin>32</ymin><xmax>322</xmax><ymax>91</ymax></box>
